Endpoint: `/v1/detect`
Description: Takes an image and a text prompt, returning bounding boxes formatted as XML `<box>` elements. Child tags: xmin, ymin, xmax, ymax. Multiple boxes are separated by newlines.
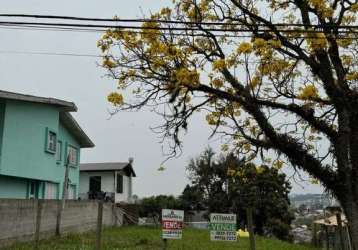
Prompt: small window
<box><xmin>67</xmin><ymin>145</ymin><xmax>78</xmax><ymax>166</ymax></box>
<box><xmin>116</xmin><ymin>174</ymin><xmax>123</xmax><ymax>193</ymax></box>
<box><xmin>56</xmin><ymin>141</ymin><xmax>62</xmax><ymax>162</ymax></box>
<box><xmin>46</xmin><ymin>128</ymin><xmax>57</xmax><ymax>153</ymax></box>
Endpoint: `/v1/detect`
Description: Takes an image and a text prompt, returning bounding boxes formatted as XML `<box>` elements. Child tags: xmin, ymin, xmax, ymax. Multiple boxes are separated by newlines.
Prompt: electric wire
<box><xmin>1</xmin><ymin>14</ymin><xmax>358</xmax><ymax>30</ymax></box>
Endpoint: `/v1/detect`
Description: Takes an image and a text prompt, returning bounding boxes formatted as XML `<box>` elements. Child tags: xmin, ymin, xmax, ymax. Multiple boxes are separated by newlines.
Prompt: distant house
<box><xmin>0</xmin><ymin>90</ymin><xmax>94</xmax><ymax>200</ymax></box>
<box><xmin>79</xmin><ymin>161</ymin><xmax>136</xmax><ymax>203</ymax></box>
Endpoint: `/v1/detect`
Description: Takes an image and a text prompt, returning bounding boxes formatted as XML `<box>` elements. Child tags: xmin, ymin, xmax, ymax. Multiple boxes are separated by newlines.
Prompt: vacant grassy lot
<box><xmin>7</xmin><ymin>226</ymin><xmax>318</xmax><ymax>250</ymax></box>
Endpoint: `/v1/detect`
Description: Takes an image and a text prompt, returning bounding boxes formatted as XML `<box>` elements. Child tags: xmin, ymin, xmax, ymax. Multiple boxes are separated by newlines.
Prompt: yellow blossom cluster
<box><xmin>309</xmin><ymin>177</ymin><xmax>319</xmax><ymax>184</ymax></box>
<box><xmin>237</xmin><ymin>42</ymin><xmax>253</xmax><ymax>54</ymax></box>
<box><xmin>307</xmin><ymin>32</ymin><xmax>327</xmax><ymax>51</ymax></box>
<box><xmin>227</xmin><ymin>169</ymin><xmax>236</xmax><ymax>177</ymax></box>
<box><xmin>273</xmin><ymin>160</ymin><xmax>284</xmax><ymax>170</ymax></box>
<box><xmin>298</xmin><ymin>84</ymin><xmax>319</xmax><ymax>100</ymax></box>
<box><xmin>221</xmin><ymin>144</ymin><xmax>229</xmax><ymax>152</ymax></box>
<box><xmin>346</xmin><ymin>72</ymin><xmax>358</xmax><ymax>81</ymax></box>
<box><xmin>256</xmin><ymin>166</ymin><xmax>265</xmax><ymax>174</ymax></box>
<box><xmin>351</xmin><ymin>3</ymin><xmax>358</xmax><ymax>12</ymax></box>
<box><xmin>172</xmin><ymin>68</ymin><xmax>200</xmax><ymax>87</ymax></box>
<box><xmin>141</xmin><ymin>21</ymin><xmax>161</xmax><ymax>43</ymax></box>
<box><xmin>211</xmin><ymin>77</ymin><xmax>224</xmax><ymax>88</ymax></box>
<box><xmin>107</xmin><ymin>92</ymin><xmax>124</xmax><ymax>106</ymax></box>
<box><xmin>205</xmin><ymin>112</ymin><xmax>220</xmax><ymax>125</ymax></box>
<box><xmin>212</xmin><ymin>59</ymin><xmax>226</xmax><ymax>71</ymax></box>
<box><xmin>259</xmin><ymin>59</ymin><xmax>291</xmax><ymax>76</ymax></box>
<box><xmin>250</xmin><ymin>76</ymin><xmax>261</xmax><ymax>89</ymax></box>
<box><xmin>102</xmin><ymin>57</ymin><xmax>117</xmax><ymax>69</ymax></box>
<box><xmin>308</xmin><ymin>0</ymin><xmax>333</xmax><ymax>18</ymax></box>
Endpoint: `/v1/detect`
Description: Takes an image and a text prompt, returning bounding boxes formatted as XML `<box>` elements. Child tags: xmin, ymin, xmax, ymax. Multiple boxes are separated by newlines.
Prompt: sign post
<box><xmin>162</xmin><ymin>209</ymin><xmax>184</xmax><ymax>244</ymax></box>
<box><xmin>210</xmin><ymin>213</ymin><xmax>237</xmax><ymax>242</ymax></box>
<box><xmin>246</xmin><ymin>208</ymin><xmax>256</xmax><ymax>250</ymax></box>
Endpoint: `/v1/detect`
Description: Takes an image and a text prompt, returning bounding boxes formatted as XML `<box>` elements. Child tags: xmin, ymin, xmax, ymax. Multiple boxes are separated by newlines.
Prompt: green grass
<box><xmin>7</xmin><ymin>226</ymin><xmax>318</xmax><ymax>250</ymax></box>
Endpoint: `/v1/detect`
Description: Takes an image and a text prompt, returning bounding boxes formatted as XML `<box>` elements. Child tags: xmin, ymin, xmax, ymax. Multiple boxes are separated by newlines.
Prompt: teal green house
<box><xmin>0</xmin><ymin>90</ymin><xmax>94</xmax><ymax>200</ymax></box>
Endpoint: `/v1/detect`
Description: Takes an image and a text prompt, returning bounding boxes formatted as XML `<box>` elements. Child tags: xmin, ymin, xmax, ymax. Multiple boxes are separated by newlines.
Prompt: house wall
<box><xmin>79</xmin><ymin>171</ymin><xmax>115</xmax><ymax>198</ymax></box>
<box><xmin>0</xmin><ymin>175</ymin><xmax>28</xmax><ymax>199</ymax></box>
<box><xmin>0</xmin><ymin>100</ymin><xmax>82</xmax><ymax>199</ymax></box>
<box><xmin>0</xmin><ymin>100</ymin><xmax>58</xmax><ymax>179</ymax></box>
<box><xmin>0</xmin><ymin>101</ymin><xmax>6</xmax><ymax>158</ymax></box>
<box><xmin>79</xmin><ymin>171</ymin><xmax>132</xmax><ymax>203</ymax></box>
<box><xmin>115</xmin><ymin>174</ymin><xmax>131</xmax><ymax>203</ymax></box>
<box><xmin>57</xmin><ymin>122</ymin><xmax>81</xmax><ymax>198</ymax></box>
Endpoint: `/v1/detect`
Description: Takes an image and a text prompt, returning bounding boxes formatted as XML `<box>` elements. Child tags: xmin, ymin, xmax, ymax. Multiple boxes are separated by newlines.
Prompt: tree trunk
<box><xmin>343</xmin><ymin>200</ymin><xmax>358</xmax><ymax>250</ymax></box>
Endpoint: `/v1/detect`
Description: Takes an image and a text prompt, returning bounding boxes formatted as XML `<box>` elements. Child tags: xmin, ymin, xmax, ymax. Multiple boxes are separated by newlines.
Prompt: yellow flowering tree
<box><xmin>99</xmin><ymin>0</ymin><xmax>358</xmax><ymax>244</ymax></box>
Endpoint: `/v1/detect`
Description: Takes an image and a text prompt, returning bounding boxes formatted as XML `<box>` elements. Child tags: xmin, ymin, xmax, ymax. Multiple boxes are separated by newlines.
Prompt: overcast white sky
<box><xmin>0</xmin><ymin>0</ymin><xmax>323</xmax><ymax>197</ymax></box>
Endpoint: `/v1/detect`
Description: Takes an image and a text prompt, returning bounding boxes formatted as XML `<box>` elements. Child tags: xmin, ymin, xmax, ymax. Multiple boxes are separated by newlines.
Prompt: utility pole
<box><xmin>56</xmin><ymin>155</ymin><xmax>70</xmax><ymax>236</ymax></box>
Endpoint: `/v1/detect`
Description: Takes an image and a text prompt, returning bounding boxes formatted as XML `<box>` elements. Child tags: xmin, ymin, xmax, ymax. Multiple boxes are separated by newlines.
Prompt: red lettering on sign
<box><xmin>162</xmin><ymin>221</ymin><xmax>183</xmax><ymax>230</ymax></box>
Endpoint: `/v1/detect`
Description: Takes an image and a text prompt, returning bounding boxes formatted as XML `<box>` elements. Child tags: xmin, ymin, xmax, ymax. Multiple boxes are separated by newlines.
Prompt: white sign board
<box><xmin>162</xmin><ymin>209</ymin><xmax>184</xmax><ymax>239</ymax></box>
<box><xmin>210</xmin><ymin>213</ymin><xmax>237</xmax><ymax>241</ymax></box>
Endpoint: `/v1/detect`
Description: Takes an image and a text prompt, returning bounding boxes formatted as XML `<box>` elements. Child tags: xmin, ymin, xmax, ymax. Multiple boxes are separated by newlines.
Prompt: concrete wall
<box><xmin>0</xmin><ymin>199</ymin><xmax>123</xmax><ymax>246</ymax></box>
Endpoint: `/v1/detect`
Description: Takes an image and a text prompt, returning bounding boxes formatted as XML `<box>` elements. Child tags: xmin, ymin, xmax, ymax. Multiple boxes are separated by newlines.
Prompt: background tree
<box><xmin>180</xmin><ymin>184</ymin><xmax>205</xmax><ymax>212</ymax></box>
<box><xmin>138</xmin><ymin>195</ymin><xmax>182</xmax><ymax>225</ymax></box>
<box><xmin>187</xmin><ymin>148</ymin><xmax>294</xmax><ymax>241</ymax></box>
<box><xmin>99</xmin><ymin>0</ymin><xmax>358</xmax><ymax>246</ymax></box>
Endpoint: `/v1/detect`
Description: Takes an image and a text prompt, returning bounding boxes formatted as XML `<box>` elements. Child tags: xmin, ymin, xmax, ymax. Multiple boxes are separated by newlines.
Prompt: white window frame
<box><xmin>56</xmin><ymin>141</ymin><xmax>62</xmax><ymax>162</ymax></box>
<box><xmin>46</xmin><ymin>128</ymin><xmax>57</xmax><ymax>153</ymax></box>
<box><xmin>67</xmin><ymin>145</ymin><xmax>78</xmax><ymax>166</ymax></box>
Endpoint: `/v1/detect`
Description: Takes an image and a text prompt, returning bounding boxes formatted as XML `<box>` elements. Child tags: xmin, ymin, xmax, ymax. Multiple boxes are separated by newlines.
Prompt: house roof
<box><xmin>59</xmin><ymin>112</ymin><xmax>94</xmax><ymax>148</ymax></box>
<box><xmin>80</xmin><ymin>162</ymin><xmax>136</xmax><ymax>177</ymax></box>
<box><xmin>0</xmin><ymin>90</ymin><xmax>77</xmax><ymax>111</ymax></box>
<box><xmin>0</xmin><ymin>90</ymin><xmax>94</xmax><ymax>148</ymax></box>
<box><xmin>314</xmin><ymin>215</ymin><xmax>348</xmax><ymax>226</ymax></box>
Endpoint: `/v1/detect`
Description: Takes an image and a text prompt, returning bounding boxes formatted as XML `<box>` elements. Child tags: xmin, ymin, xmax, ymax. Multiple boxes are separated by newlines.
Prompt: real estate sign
<box><xmin>210</xmin><ymin>213</ymin><xmax>237</xmax><ymax>241</ymax></box>
<box><xmin>162</xmin><ymin>209</ymin><xmax>184</xmax><ymax>239</ymax></box>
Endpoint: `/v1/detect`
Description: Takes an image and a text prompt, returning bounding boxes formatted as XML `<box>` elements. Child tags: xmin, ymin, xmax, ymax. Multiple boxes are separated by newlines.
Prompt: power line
<box><xmin>0</xmin><ymin>20</ymin><xmax>357</xmax><ymax>35</ymax></box>
<box><xmin>0</xmin><ymin>23</ymin><xmax>356</xmax><ymax>40</ymax></box>
<box><xmin>1</xmin><ymin>13</ymin><xmax>358</xmax><ymax>30</ymax></box>
<box><xmin>0</xmin><ymin>50</ymin><xmax>102</xmax><ymax>58</ymax></box>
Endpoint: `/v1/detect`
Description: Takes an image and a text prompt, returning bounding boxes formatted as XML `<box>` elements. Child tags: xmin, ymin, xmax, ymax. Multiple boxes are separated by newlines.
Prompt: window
<box><xmin>116</xmin><ymin>174</ymin><xmax>123</xmax><ymax>193</ymax></box>
<box><xmin>45</xmin><ymin>182</ymin><xmax>58</xmax><ymax>199</ymax></box>
<box><xmin>46</xmin><ymin>128</ymin><xmax>57</xmax><ymax>153</ymax></box>
<box><xmin>28</xmin><ymin>181</ymin><xmax>37</xmax><ymax>199</ymax></box>
<box><xmin>89</xmin><ymin>176</ymin><xmax>101</xmax><ymax>193</ymax></box>
<box><xmin>56</xmin><ymin>141</ymin><xmax>62</xmax><ymax>162</ymax></box>
<box><xmin>68</xmin><ymin>185</ymin><xmax>76</xmax><ymax>200</ymax></box>
<box><xmin>67</xmin><ymin>145</ymin><xmax>78</xmax><ymax>165</ymax></box>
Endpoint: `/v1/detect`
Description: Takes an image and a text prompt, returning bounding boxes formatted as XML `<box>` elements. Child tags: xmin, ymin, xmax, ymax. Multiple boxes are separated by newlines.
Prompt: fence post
<box><xmin>96</xmin><ymin>201</ymin><xmax>104</xmax><ymax>250</ymax></box>
<box><xmin>55</xmin><ymin>200</ymin><xmax>62</xmax><ymax>236</ymax></box>
<box><xmin>34</xmin><ymin>199</ymin><xmax>43</xmax><ymax>250</ymax></box>
<box><xmin>246</xmin><ymin>208</ymin><xmax>256</xmax><ymax>250</ymax></box>
<box><xmin>336</xmin><ymin>213</ymin><xmax>346</xmax><ymax>250</ymax></box>
<box><xmin>312</xmin><ymin>220</ymin><xmax>318</xmax><ymax>247</ymax></box>
<box><xmin>112</xmin><ymin>203</ymin><xmax>118</xmax><ymax>227</ymax></box>
<box><xmin>162</xmin><ymin>238</ymin><xmax>167</xmax><ymax>250</ymax></box>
